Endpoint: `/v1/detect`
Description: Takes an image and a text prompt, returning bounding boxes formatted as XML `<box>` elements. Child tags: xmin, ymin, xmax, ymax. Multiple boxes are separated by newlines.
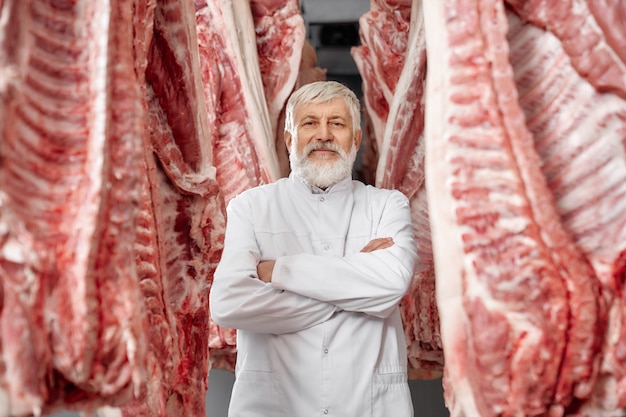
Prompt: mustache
<box><xmin>303</xmin><ymin>141</ymin><xmax>344</xmax><ymax>156</ymax></box>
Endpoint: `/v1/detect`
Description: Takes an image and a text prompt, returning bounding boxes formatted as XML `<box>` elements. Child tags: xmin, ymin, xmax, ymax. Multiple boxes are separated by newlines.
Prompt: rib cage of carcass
<box><xmin>0</xmin><ymin>0</ymin><xmax>625</xmax><ymax>416</ymax></box>
<box><xmin>420</xmin><ymin>0</ymin><xmax>626</xmax><ymax>415</ymax></box>
<box><xmin>0</xmin><ymin>0</ymin><xmax>227</xmax><ymax>415</ymax></box>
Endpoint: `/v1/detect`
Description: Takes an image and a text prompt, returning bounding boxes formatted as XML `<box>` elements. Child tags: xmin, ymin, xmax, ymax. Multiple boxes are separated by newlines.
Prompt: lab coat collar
<box><xmin>289</xmin><ymin>172</ymin><xmax>353</xmax><ymax>195</ymax></box>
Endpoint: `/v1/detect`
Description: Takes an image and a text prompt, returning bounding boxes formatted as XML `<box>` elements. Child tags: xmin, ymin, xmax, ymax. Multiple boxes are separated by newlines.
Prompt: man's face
<box><xmin>286</xmin><ymin>97</ymin><xmax>361</xmax><ymax>162</ymax></box>
<box><xmin>285</xmin><ymin>97</ymin><xmax>362</xmax><ymax>188</ymax></box>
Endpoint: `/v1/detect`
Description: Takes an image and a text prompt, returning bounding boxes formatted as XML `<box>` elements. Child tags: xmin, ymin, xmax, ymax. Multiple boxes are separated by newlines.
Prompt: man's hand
<box><xmin>257</xmin><ymin>260</ymin><xmax>276</xmax><ymax>283</ymax></box>
<box><xmin>360</xmin><ymin>237</ymin><xmax>394</xmax><ymax>253</ymax></box>
<box><xmin>257</xmin><ymin>238</ymin><xmax>392</xmax><ymax>282</ymax></box>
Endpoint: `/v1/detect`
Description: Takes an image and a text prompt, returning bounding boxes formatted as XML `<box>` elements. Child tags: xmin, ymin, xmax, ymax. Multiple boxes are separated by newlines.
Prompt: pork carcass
<box><xmin>0</xmin><ymin>0</ymin><xmax>148</xmax><ymax>414</ymax></box>
<box><xmin>351</xmin><ymin>0</ymin><xmax>413</xmax><ymax>179</ymax></box>
<box><xmin>506</xmin><ymin>2</ymin><xmax>626</xmax><ymax>412</ymax></box>
<box><xmin>422</xmin><ymin>0</ymin><xmax>624</xmax><ymax>415</ymax></box>
<box><xmin>114</xmin><ymin>0</ymin><xmax>225</xmax><ymax>415</ymax></box>
<box><xmin>195</xmin><ymin>0</ymin><xmax>281</xmax><ymax>207</ymax></box>
<box><xmin>355</xmin><ymin>0</ymin><xmax>444</xmax><ymax>378</ymax></box>
<box><xmin>250</xmin><ymin>0</ymin><xmax>305</xmax><ymax>146</ymax></box>
<box><xmin>0</xmin><ymin>0</ymin><xmax>224</xmax><ymax>415</ymax></box>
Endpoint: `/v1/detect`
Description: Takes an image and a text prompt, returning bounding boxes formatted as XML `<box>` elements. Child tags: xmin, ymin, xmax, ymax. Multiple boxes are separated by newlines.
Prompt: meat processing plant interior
<box><xmin>2</xmin><ymin>0</ymin><xmax>626</xmax><ymax>416</ymax></box>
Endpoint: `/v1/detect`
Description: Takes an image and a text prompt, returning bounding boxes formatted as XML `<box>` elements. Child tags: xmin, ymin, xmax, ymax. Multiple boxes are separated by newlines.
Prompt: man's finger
<box><xmin>257</xmin><ymin>260</ymin><xmax>275</xmax><ymax>283</ymax></box>
<box><xmin>360</xmin><ymin>237</ymin><xmax>394</xmax><ymax>253</ymax></box>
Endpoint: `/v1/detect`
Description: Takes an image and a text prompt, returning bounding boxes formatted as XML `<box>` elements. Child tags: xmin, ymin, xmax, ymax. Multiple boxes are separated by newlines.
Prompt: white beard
<box><xmin>290</xmin><ymin>139</ymin><xmax>357</xmax><ymax>189</ymax></box>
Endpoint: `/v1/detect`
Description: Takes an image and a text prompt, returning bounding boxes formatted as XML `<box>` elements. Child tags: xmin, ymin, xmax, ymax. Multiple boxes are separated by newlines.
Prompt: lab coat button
<box><xmin>323</xmin><ymin>348</ymin><xmax>328</xmax><ymax>354</ymax></box>
<box><xmin>319</xmin><ymin>196</ymin><xmax>325</xmax><ymax>202</ymax></box>
<box><xmin>323</xmin><ymin>410</ymin><xmax>329</xmax><ymax>414</ymax></box>
<box><xmin>323</xmin><ymin>244</ymin><xmax>329</xmax><ymax>250</ymax></box>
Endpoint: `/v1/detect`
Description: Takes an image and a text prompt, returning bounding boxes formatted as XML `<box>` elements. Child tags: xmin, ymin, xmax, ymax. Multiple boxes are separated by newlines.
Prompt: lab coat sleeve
<box><xmin>210</xmin><ymin>194</ymin><xmax>338</xmax><ymax>334</ymax></box>
<box><xmin>271</xmin><ymin>190</ymin><xmax>417</xmax><ymax>319</ymax></box>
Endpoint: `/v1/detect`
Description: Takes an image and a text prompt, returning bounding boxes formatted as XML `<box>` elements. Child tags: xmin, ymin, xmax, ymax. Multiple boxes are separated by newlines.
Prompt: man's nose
<box><xmin>316</xmin><ymin>123</ymin><xmax>333</xmax><ymax>141</ymax></box>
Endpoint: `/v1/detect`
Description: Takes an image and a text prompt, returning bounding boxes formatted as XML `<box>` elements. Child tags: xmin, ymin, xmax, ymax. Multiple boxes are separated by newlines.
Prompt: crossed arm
<box><xmin>257</xmin><ymin>237</ymin><xmax>394</xmax><ymax>283</ymax></box>
<box><xmin>210</xmin><ymin>191</ymin><xmax>416</xmax><ymax>334</ymax></box>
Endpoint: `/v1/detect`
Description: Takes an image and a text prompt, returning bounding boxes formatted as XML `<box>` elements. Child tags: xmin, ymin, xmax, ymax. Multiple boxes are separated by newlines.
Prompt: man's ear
<box><xmin>284</xmin><ymin>131</ymin><xmax>292</xmax><ymax>151</ymax></box>
<box><xmin>354</xmin><ymin>129</ymin><xmax>363</xmax><ymax>151</ymax></box>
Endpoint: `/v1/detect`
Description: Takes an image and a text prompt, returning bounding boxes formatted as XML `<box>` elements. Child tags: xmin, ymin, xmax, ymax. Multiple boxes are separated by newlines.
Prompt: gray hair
<box><xmin>284</xmin><ymin>81</ymin><xmax>361</xmax><ymax>135</ymax></box>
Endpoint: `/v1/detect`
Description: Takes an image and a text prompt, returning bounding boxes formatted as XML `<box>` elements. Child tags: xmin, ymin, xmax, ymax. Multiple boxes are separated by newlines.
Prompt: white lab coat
<box><xmin>211</xmin><ymin>173</ymin><xmax>418</xmax><ymax>417</ymax></box>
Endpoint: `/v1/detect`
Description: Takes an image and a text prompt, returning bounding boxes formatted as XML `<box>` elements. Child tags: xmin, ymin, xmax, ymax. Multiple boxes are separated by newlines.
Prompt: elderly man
<box><xmin>210</xmin><ymin>80</ymin><xmax>417</xmax><ymax>417</ymax></box>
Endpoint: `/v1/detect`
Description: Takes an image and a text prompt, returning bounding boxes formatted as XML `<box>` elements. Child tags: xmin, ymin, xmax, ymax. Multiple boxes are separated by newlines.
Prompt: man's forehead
<box><xmin>295</xmin><ymin>98</ymin><xmax>350</xmax><ymax>119</ymax></box>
